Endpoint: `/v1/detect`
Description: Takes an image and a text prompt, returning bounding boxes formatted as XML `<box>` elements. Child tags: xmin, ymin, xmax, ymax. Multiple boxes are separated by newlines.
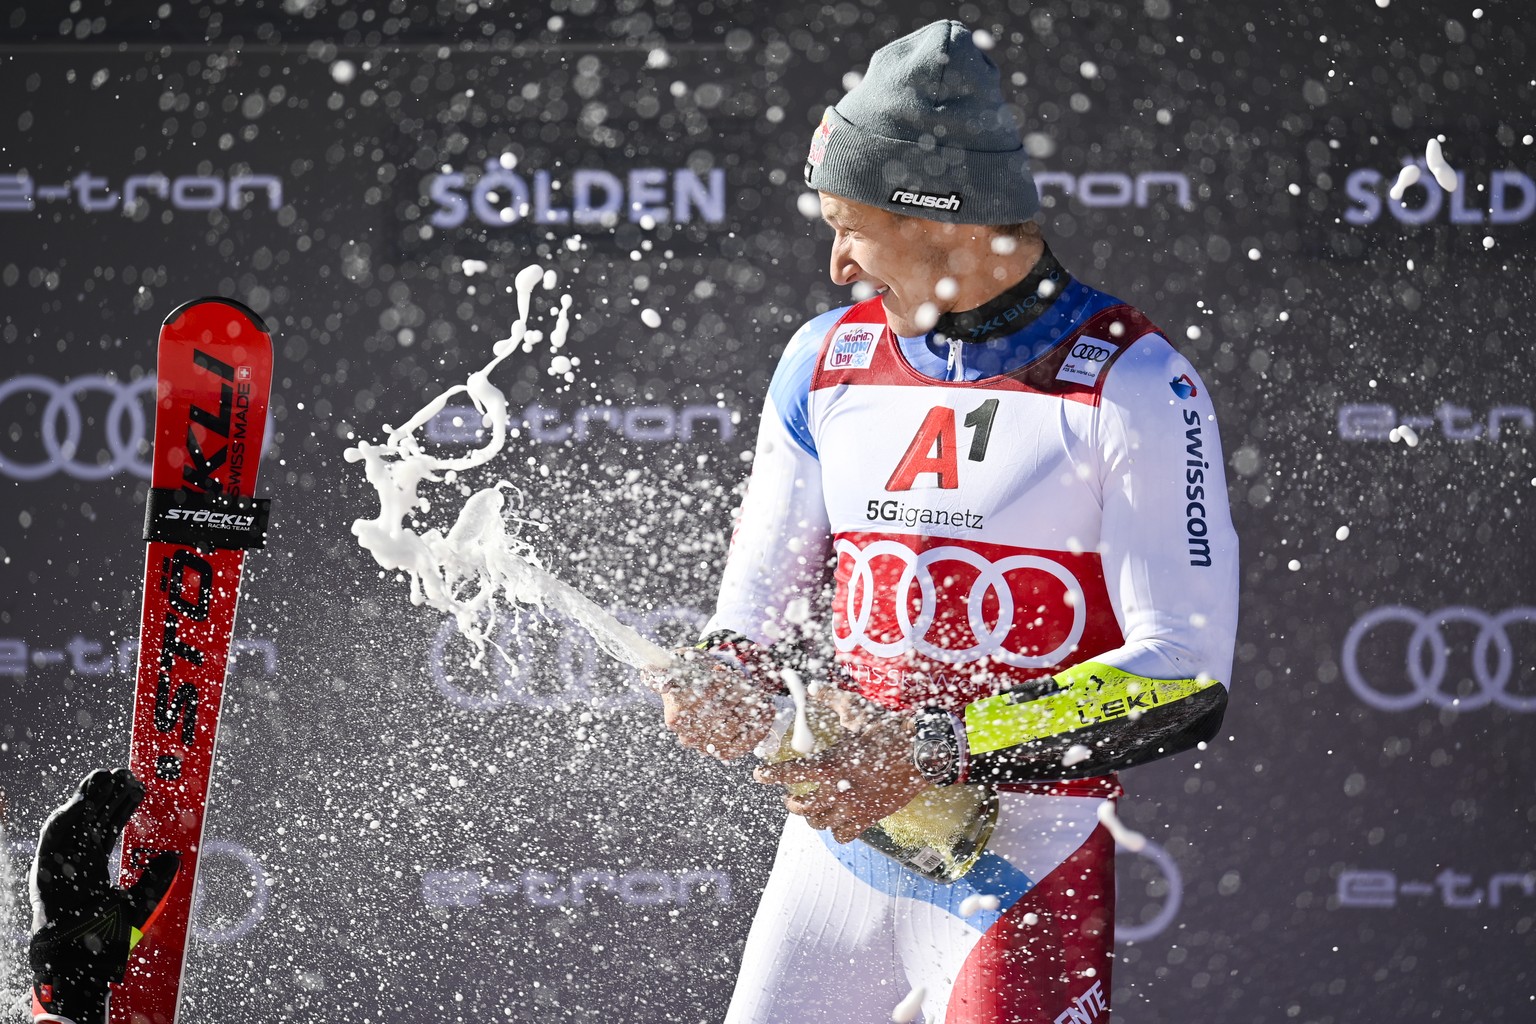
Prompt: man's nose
<box><xmin>829</xmin><ymin>237</ymin><xmax>859</xmax><ymax>287</ymax></box>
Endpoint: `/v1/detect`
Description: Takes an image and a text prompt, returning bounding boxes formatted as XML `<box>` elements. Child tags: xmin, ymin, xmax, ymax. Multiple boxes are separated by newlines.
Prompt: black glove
<box><xmin>28</xmin><ymin>769</ymin><xmax>180</xmax><ymax>1024</ymax></box>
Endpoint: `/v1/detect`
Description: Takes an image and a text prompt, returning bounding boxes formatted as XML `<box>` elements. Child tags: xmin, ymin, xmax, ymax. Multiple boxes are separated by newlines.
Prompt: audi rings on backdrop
<box><xmin>191</xmin><ymin>839</ymin><xmax>273</xmax><ymax>943</ymax></box>
<box><xmin>0</xmin><ymin>373</ymin><xmax>276</xmax><ymax>481</ymax></box>
<box><xmin>0</xmin><ymin>374</ymin><xmax>157</xmax><ymax>481</ymax></box>
<box><xmin>834</xmin><ymin>540</ymin><xmax>1087</xmax><ymax>667</ymax></box>
<box><xmin>1342</xmin><ymin>605</ymin><xmax>1536</xmax><ymax>712</ymax></box>
<box><xmin>1</xmin><ymin>836</ymin><xmax>268</xmax><ymax>945</ymax></box>
<box><xmin>1116</xmin><ymin>837</ymin><xmax>1182</xmax><ymax>944</ymax></box>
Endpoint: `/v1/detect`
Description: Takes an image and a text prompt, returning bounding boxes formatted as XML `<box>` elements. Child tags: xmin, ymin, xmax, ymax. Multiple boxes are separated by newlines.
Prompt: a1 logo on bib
<box><xmin>1055</xmin><ymin>337</ymin><xmax>1119</xmax><ymax>387</ymax></box>
<box><xmin>824</xmin><ymin>323</ymin><xmax>882</xmax><ymax>370</ymax></box>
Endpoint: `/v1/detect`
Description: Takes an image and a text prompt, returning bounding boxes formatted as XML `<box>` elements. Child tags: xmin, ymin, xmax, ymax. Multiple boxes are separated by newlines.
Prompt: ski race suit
<box><xmin>705</xmin><ymin>253</ymin><xmax>1239</xmax><ymax>1024</ymax></box>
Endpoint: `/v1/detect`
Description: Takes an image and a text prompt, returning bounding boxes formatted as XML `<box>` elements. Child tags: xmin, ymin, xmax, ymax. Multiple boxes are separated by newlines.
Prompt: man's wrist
<box><xmin>32</xmin><ymin>981</ymin><xmax>102</xmax><ymax>1024</ymax></box>
<box><xmin>912</xmin><ymin>708</ymin><xmax>968</xmax><ymax>786</ymax></box>
<box><xmin>695</xmin><ymin>630</ymin><xmax>792</xmax><ymax>696</ymax></box>
<box><xmin>30</xmin><ymin>927</ymin><xmax>111</xmax><ymax>1024</ymax></box>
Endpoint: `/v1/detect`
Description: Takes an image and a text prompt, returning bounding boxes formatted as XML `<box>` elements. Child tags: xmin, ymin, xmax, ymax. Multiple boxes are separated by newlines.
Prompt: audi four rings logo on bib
<box><xmin>0</xmin><ymin>374</ymin><xmax>157</xmax><ymax>480</ymax></box>
<box><xmin>1055</xmin><ymin>337</ymin><xmax>1119</xmax><ymax>387</ymax></box>
<box><xmin>1341</xmin><ymin>605</ymin><xmax>1536</xmax><ymax>712</ymax></box>
<box><xmin>833</xmin><ymin>538</ymin><xmax>1087</xmax><ymax>667</ymax></box>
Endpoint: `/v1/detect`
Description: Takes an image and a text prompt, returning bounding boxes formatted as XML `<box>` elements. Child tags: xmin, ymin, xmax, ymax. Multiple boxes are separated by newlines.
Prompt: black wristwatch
<box><xmin>912</xmin><ymin>709</ymin><xmax>968</xmax><ymax>786</ymax></box>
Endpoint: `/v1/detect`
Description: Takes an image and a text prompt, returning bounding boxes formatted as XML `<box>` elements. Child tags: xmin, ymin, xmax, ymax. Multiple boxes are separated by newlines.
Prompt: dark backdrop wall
<box><xmin>1</xmin><ymin>1</ymin><xmax>1532</xmax><ymax>1021</ymax></box>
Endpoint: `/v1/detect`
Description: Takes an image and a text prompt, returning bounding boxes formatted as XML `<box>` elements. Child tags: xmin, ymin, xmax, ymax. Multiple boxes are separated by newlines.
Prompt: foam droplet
<box><xmin>891</xmin><ymin>986</ymin><xmax>926</xmax><ymax>1023</ymax></box>
<box><xmin>958</xmin><ymin>893</ymin><xmax>1002</xmax><ymax>916</ymax></box>
<box><xmin>346</xmin><ymin>265</ymin><xmax>671</xmax><ymax>676</ymax></box>
<box><xmin>1424</xmin><ymin>138</ymin><xmax>1458</xmax><ymax>192</ymax></box>
<box><xmin>1097</xmin><ymin>800</ymin><xmax>1147</xmax><ymax>852</ymax></box>
<box><xmin>1388</xmin><ymin>164</ymin><xmax>1420</xmax><ymax>201</ymax></box>
<box><xmin>779</xmin><ymin>668</ymin><xmax>816</xmax><ymax>755</ymax></box>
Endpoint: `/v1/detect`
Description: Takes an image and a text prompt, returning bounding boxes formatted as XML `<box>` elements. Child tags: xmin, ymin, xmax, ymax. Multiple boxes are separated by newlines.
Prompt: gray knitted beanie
<box><xmin>804</xmin><ymin>20</ymin><xmax>1039</xmax><ymax>225</ymax></box>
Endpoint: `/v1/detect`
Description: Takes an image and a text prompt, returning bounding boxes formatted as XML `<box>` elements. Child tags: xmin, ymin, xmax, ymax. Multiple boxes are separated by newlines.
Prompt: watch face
<box><xmin>913</xmin><ymin>735</ymin><xmax>955</xmax><ymax>780</ymax></box>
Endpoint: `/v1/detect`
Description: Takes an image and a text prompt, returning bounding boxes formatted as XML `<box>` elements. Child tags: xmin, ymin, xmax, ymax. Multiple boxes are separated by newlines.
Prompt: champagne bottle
<box><xmin>758</xmin><ymin>699</ymin><xmax>997</xmax><ymax>884</ymax></box>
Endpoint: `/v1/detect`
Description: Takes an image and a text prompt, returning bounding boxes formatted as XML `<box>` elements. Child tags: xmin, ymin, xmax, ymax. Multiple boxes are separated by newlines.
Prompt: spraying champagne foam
<box><xmin>346</xmin><ymin>263</ymin><xmax>672</xmax><ymax>674</ymax></box>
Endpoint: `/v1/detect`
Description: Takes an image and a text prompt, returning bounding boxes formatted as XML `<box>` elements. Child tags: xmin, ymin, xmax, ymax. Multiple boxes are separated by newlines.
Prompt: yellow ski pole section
<box><xmin>962</xmin><ymin>662</ymin><xmax>1221</xmax><ymax>756</ymax></box>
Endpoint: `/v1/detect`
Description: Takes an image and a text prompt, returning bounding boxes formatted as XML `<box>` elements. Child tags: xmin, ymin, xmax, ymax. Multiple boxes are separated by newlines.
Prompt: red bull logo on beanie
<box><xmin>824</xmin><ymin>324</ymin><xmax>882</xmax><ymax>370</ymax></box>
<box><xmin>808</xmin><ymin>110</ymin><xmax>837</xmax><ymax>169</ymax></box>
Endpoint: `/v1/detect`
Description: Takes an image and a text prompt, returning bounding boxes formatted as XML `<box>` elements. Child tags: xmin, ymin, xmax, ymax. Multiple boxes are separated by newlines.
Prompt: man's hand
<box><xmin>29</xmin><ymin>768</ymin><xmax>180</xmax><ymax>1024</ymax></box>
<box><xmin>656</xmin><ymin>650</ymin><xmax>778</xmax><ymax>762</ymax></box>
<box><xmin>754</xmin><ymin>710</ymin><xmax>931</xmax><ymax>843</ymax></box>
<box><xmin>809</xmin><ymin>683</ymin><xmax>888</xmax><ymax>734</ymax></box>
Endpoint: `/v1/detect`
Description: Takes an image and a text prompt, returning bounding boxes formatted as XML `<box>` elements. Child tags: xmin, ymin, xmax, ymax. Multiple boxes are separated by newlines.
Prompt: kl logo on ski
<box><xmin>152</xmin><ymin>350</ymin><xmax>246</xmax><ymax>780</ymax></box>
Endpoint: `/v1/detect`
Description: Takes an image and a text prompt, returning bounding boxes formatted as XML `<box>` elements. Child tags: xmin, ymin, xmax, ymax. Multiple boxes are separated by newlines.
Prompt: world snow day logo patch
<box><xmin>824</xmin><ymin>324</ymin><xmax>882</xmax><ymax>370</ymax></box>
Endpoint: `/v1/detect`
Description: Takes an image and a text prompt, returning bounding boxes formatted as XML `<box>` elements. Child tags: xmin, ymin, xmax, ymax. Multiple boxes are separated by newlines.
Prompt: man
<box><xmin>662</xmin><ymin>20</ymin><xmax>1239</xmax><ymax>1024</ymax></box>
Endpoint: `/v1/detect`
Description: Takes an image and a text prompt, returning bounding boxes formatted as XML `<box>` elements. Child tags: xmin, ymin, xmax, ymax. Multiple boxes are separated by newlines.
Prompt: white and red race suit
<box><xmin>707</xmin><ymin>265</ymin><xmax>1239</xmax><ymax>1023</ymax></box>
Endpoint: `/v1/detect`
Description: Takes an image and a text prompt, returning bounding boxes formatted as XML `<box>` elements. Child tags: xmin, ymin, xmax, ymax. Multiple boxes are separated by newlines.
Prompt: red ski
<box><xmin>111</xmin><ymin>299</ymin><xmax>273</xmax><ymax>1024</ymax></box>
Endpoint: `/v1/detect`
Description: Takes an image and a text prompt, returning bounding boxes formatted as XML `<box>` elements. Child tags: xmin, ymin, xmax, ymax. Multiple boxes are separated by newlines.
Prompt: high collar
<box><xmin>932</xmin><ymin>246</ymin><xmax>1072</xmax><ymax>345</ymax></box>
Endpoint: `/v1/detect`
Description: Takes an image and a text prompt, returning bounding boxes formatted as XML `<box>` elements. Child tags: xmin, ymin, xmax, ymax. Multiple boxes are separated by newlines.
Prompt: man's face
<box><xmin>818</xmin><ymin>192</ymin><xmax>953</xmax><ymax>336</ymax></box>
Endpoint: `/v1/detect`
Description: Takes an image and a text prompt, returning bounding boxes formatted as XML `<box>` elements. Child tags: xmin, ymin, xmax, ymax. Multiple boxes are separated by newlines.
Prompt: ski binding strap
<box><xmin>142</xmin><ymin>488</ymin><xmax>272</xmax><ymax>549</ymax></box>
